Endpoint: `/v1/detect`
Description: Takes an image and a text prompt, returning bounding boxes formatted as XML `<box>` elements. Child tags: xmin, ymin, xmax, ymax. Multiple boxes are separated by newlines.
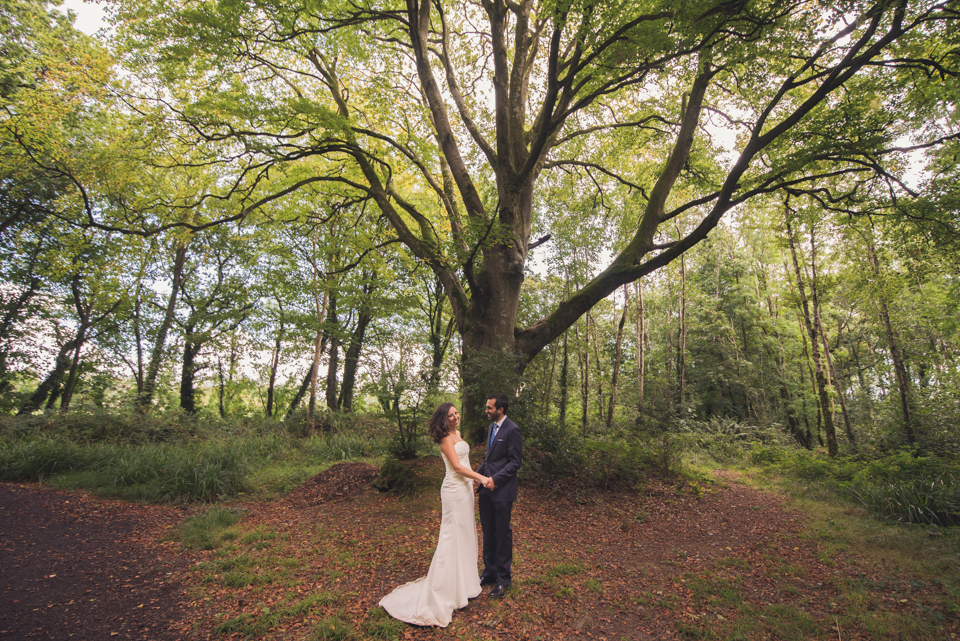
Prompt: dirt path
<box><xmin>0</xmin><ymin>483</ymin><xmax>198</xmax><ymax>640</ymax></box>
<box><xmin>1</xmin><ymin>463</ymin><xmax>956</xmax><ymax>640</ymax></box>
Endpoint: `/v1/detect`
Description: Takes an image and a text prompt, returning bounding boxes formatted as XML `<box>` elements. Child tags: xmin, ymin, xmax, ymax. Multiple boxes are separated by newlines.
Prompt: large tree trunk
<box><xmin>459</xmin><ymin>244</ymin><xmax>527</xmax><ymax>442</ymax></box>
<box><xmin>137</xmin><ymin>245</ymin><xmax>188</xmax><ymax>411</ymax></box>
<box><xmin>786</xmin><ymin>216</ymin><xmax>838</xmax><ymax>456</ymax></box>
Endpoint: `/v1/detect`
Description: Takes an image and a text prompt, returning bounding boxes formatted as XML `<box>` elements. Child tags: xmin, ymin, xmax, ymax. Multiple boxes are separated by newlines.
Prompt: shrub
<box><xmin>581</xmin><ymin>441</ymin><xmax>645</xmax><ymax>489</ymax></box>
<box><xmin>385</xmin><ymin>425</ymin><xmax>424</xmax><ymax>460</ymax></box>
<box><xmin>678</xmin><ymin>416</ymin><xmax>794</xmax><ymax>463</ymax></box>
<box><xmin>372</xmin><ymin>459</ymin><xmax>418</xmax><ymax>493</ymax></box>
<box><xmin>848</xmin><ymin>474</ymin><xmax>960</xmax><ymax>526</ymax></box>
<box><xmin>0</xmin><ymin>438</ymin><xmax>103</xmax><ymax>480</ymax></box>
<box><xmin>520</xmin><ymin>414</ymin><xmax>586</xmax><ymax>483</ymax></box>
<box><xmin>0</xmin><ymin>410</ymin><xmax>399</xmax><ymax>502</ymax></box>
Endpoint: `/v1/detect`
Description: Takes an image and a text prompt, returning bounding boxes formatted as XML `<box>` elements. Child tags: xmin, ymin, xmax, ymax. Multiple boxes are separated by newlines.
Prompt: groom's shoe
<box><xmin>479</xmin><ymin>575</ymin><xmax>497</xmax><ymax>587</ymax></box>
<box><xmin>489</xmin><ymin>584</ymin><xmax>508</xmax><ymax>598</ymax></box>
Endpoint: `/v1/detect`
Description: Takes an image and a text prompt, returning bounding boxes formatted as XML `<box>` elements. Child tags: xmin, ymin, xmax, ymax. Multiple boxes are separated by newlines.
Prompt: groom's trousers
<box><xmin>479</xmin><ymin>494</ymin><xmax>513</xmax><ymax>587</ymax></box>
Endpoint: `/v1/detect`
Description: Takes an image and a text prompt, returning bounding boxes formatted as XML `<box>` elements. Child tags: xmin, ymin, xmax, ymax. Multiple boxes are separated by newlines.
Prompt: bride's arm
<box><xmin>439</xmin><ymin>436</ymin><xmax>489</xmax><ymax>484</ymax></box>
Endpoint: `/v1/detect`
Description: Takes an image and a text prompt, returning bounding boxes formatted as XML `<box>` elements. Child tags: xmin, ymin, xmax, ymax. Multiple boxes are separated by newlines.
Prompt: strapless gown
<box><xmin>379</xmin><ymin>440</ymin><xmax>481</xmax><ymax>626</ymax></box>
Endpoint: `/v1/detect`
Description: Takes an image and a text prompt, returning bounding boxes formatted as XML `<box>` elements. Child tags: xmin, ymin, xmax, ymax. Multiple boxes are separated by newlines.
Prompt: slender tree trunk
<box><xmin>58</xmin><ymin>326</ymin><xmax>88</xmax><ymax>410</ymax></box>
<box><xmin>285</xmin><ymin>366</ymin><xmax>314</xmax><ymax>420</ymax></box>
<box><xmin>137</xmin><ymin>245</ymin><xmax>188</xmax><ymax>411</ymax></box>
<box><xmin>795</xmin><ymin>352</ymin><xmax>815</xmax><ymax>446</ymax></box>
<box><xmin>677</xmin><ymin>250</ymin><xmax>687</xmax><ymax>412</ymax></box>
<box><xmin>786</xmin><ymin>216</ymin><xmax>838</xmax><ymax>456</ymax></box>
<box><xmin>307</xmin><ymin>327</ymin><xmax>324</xmax><ymax>434</ymax></box>
<box><xmin>221</xmin><ymin>334</ymin><xmax>239</xmax><ymax>417</ymax></box>
<box><xmin>815</xmin><ymin>304</ymin><xmax>856</xmax><ymax>448</ymax></box>
<box><xmin>217</xmin><ymin>356</ymin><xmax>227</xmax><ymax>417</ymax></box>
<box><xmin>132</xmin><ymin>285</ymin><xmax>145</xmax><ymax>394</ymax></box>
<box><xmin>590</xmin><ymin>314</ymin><xmax>606</xmax><ymax>426</ymax></box>
<box><xmin>338</xmin><ymin>306</ymin><xmax>372</xmax><ymax>412</ymax></box>
<box><xmin>865</xmin><ymin>235</ymin><xmax>915</xmax><ymax>444</ymax></box>
<box><xmin>180</xmin><ymin>336</ymin><xmax>202</xmax><ymax>414</ymax></box>
<box><xmin>559</xmin><ymin>330</ymin><xmax>569</xmax><ymax>428</ymax></box>
<box><xmin>0</xmin><ymin>275</ymin><xmax>40</xmax><ymax>345</ymax></box>
<box><xmin>577</xmin><ymin>316</ymin><xmax>590</xmax><ymax>436</ymax></box>
<box><xmin>425</xmin><ymin>274</ymin><xmax>453</xmax><ymax>396</ymax></box>
<box><xmin>20</xmin><ymin>337</ymin><xmax>79</xmax><ymax>414</ymax></box>
<box><xmin>324</xmin><ymin>293</ymin><xmax>340</xmax><ymax>415</ymax></box>
<box><xmin>607</xmin><ymin>286</ymin><xmax>628</xmax><ymax>429</ymax></box>
<box><xmin>543</xmin><ymin>342</ymin><xmax>557</xmax><ymax>418</ymax></box>
<box><xmin>0</xmin><ymin>241</ymin><xmax>44</xmax><ymax>381</ymax></box>
<box><xmin>307</xmin><ymin>229</ymin><xmax>331</xmax><ymax>432</ymax></box>
<box><xmin>266</xmin><ymin>322</ymin><xmax>283</xmax><ymax>417</ymax></box>
<box><xmin>635</xmin><ymin>280</ymin><xmax>646</xmax><ymax>426</ymax></box>
<box><xmin>558</xmin><ymin>273</ymin><xmax>572</xmax><ymax>429</ymax></box>
<box><xmin>806</xmin><ymin>227</ymin><xmax>857</xmax><ymax>450</ymax></box>
<box><xmin>797</xmin><ymin>313</ymin><xmax>824</xmax><ymax>447</ymax></box>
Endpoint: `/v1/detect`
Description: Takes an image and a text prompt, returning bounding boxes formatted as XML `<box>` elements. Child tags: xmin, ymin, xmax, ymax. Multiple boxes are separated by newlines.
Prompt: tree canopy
<box><xmin>0</xmin><ymin>0</ymin><xmax>958</xmax><ymax>450</ymax></box>
<box><xmin>94</xmin><ymin>0</ymin><xmax>960</xmax><ymax>426</ymax></box>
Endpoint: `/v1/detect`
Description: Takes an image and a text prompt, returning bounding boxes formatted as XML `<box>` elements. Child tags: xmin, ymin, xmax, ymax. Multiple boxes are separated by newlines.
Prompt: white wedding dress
<box><xmin>379</xmin><ymin>440</ymin><xmax>481</xmax><ymax>627</ymax></box>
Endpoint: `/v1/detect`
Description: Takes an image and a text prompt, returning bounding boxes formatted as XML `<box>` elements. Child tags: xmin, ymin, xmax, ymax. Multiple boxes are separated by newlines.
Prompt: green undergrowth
<box><xmin>681</xmin><ymin>419</ymin><xmax>960</xmax><ymax>528</ymax></box>
<box><xmin>0</xmin><ymin>410</ymin><xmax>387</xmax><ymax>503</ymax></box>
<box><xmin>751</xmin><ymin>446</ymin><xmax>960</xmax><ymax>527</ymax></box>
<box><xmin>168</xmin><ymin>506</ymin><xmax>246</xmax><ymax>549</ymax></box>
<box><xmin>681</xmin><ymin>441</ymin><xmax>960</xmax><ymax>640</ymax></box>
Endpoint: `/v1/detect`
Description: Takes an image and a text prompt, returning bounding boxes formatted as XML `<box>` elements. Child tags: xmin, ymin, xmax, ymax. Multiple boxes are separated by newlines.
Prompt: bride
<box><xmin>379</xmin><ymin>403</ymin><xmax>491</xmax><ymax>627</ymax></box>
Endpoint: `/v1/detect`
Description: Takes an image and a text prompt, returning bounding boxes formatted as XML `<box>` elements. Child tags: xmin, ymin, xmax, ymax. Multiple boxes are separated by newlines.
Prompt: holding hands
<box><xmin>474</xmin><ymin>475</ymin><xmax>495</xmax><ymax>490</ymax></box>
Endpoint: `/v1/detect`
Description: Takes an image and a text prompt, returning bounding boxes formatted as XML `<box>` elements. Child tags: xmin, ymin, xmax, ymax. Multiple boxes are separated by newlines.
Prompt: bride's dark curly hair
<box><xmin>427</xmin><ymin>402</ymin><xmax>456</xmax><ymax>444</ymax></box>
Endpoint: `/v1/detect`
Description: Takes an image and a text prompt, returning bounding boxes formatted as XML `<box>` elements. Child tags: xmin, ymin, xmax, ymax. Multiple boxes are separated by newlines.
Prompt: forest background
<box><xmin>1</xmin><ymin>0</ymin><xmax>960</xmax><ymax>528</ymax></box>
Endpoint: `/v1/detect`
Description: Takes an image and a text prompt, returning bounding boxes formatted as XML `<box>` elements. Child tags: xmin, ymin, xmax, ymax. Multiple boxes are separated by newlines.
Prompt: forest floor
<box><xmin>1</xmin><ymin>450</ymin><xmax>958</xmax><ymax>641</ymax></box>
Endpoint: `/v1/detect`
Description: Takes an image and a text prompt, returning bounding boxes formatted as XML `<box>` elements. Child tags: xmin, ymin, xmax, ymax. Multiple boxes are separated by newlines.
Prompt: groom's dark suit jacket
<box><xmin>477</xmin><ymin>417</ymin><xmax>523</xmax><ymax>503</ymax></box>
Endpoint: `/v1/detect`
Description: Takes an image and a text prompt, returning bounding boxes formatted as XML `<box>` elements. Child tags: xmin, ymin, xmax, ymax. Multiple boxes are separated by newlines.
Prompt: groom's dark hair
<box><xmin>487</xmin><ymin>393</ymin><xmax>509</xmax><ymax>413</ymax></box>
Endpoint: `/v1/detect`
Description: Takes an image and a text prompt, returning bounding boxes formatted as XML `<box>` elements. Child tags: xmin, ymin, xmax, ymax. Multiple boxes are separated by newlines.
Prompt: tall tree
<box><xmin>786</xmin><ymin>212</ymin><xmax>839</xmax><ymax>456</ymax></box>
<box><xmin>136</xmin><ymin>242</ymin><xmax>188</xmax><ymax>410</ymax></box>
<box><xmin>607</xmin><ymin>286</ymin><xmax>629</xmax><ymax>429</ymax></box>
<box><xmin>112</xmin><ymin>0</ymin><xmax>960</xmax><ymax>430</ymax></box>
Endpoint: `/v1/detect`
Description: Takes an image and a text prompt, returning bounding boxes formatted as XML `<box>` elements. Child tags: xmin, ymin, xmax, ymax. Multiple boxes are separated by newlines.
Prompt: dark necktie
<box><xmin>488</xmin><ymin>423</ymin><xmax>498</xmax><ymax>449</ymax></box>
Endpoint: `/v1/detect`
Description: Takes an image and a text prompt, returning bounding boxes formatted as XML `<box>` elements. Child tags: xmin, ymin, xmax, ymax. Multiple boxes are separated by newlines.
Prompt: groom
<box><xmin>476</xmin><ymin>393</ymin><xmax>522</xmax><ymax>598</ymax></box>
